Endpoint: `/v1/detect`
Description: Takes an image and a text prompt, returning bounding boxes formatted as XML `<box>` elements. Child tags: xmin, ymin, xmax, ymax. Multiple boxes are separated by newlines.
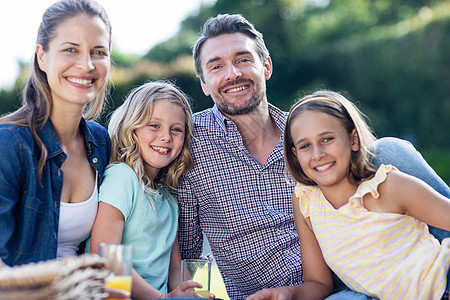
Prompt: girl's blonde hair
<box><xmin>284</xmin><ymin>90</ymin><xmax>377</xmax><ymax>186</ymax></box>
<box><xmin>108</xmin><ymin>81</ymin><xmax>193</xmax><ymax>194</ymax></box>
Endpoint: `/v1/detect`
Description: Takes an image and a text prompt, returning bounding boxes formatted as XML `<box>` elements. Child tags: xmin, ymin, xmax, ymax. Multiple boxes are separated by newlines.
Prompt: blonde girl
<box><xmin>90</xmin><ymin>81</ymin><xmax>203</xmax><ymax>299</ymax></box>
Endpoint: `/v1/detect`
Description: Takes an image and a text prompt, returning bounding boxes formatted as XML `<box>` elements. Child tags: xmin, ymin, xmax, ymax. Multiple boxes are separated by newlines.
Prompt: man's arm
<box><xmin>174</xmin><ymin>174</ymin><xmax>204</xmax><ymax>259</ymax></box>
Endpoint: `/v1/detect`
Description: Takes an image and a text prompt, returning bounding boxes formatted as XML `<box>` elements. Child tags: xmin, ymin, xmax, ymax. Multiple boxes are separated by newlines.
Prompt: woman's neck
<box><xmin>49</xmin><ymin>107</ymin><xmax>84</xmax><ymax>147</ymax></box>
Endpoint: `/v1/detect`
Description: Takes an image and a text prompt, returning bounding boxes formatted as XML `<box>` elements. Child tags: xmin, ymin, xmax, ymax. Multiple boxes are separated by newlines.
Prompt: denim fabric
<box><xmin>326</xmin><ymin>137</ymin><xmax>450</xmax><ymax>299</ymax></box>
<box><xmin>325</xmin><ymin>290</ymin><xmax>378</xmax><ymax>300</ymax></box>
<box><xmin>0</xmin><ymin>119</ymin><xmax>110</xmax><ymax>266</ymax></box>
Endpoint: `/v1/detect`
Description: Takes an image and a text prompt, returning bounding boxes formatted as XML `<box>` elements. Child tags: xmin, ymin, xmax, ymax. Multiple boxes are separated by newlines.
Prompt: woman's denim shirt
<box><xmin>0</xmin><ymin>118</ymin><xmax>111</xmax><ymax>266</ymax></box>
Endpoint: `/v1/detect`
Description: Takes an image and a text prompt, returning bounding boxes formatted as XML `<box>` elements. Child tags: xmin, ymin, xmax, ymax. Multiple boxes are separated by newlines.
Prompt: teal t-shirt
<box><xmin>99</xmin><ymin>163</ymin><xmax>179</xmax><ymax>293</ymax></box>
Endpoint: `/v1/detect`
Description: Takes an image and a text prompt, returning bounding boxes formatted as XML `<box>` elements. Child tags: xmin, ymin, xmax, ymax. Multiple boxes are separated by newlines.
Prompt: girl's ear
<box><xmin>291</xmin><ymin>146</ymin><xmax>298</xmax><ymax>158</ymax></box>
<box><xmin>351</xmin><ymin>129</ymin><xmax>359</xmax><ymax>151</ymax></box>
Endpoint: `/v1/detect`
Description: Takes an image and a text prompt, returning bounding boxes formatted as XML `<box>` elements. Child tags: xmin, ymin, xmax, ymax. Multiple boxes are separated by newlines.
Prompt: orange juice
<box><xmin>106</xmin><ymin>275</ymin><xmax>132</xmax><ymax>300</ymax></box>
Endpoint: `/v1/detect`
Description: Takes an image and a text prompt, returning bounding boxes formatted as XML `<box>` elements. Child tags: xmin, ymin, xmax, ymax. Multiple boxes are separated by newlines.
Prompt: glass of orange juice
<box><xmin>99</xmin><ymin>243</ymin><xmax>133</xmax><ymax>300</ymax></box>
<box><xmin>181</xmin><ymin>258</ymin><xmax>211</xmax><ymax>298</ymax></box>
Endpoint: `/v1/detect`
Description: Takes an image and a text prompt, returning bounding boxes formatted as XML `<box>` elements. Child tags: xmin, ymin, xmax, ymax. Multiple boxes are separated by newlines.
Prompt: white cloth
<box><xmin>57</xmin><ymin>172</ymin><xmax>98</xmax><ymax>258</ymax></box>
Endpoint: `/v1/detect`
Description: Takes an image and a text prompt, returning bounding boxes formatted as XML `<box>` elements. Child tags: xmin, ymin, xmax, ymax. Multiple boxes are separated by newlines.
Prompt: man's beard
<box><xmin>216</xmin><ymin>79</ymin><xmax>265</xmax><ymax>115</ymax></box>
<box><xmin>218</xmin><ymin>93</ymin><xmax>262</xmax><ymax>115</ymax></box>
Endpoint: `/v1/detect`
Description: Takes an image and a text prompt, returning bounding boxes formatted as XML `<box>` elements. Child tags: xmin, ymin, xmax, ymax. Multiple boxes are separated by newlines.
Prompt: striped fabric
<box><xmin>296</xmin><ymin>164</ymin><xmax>450</xmax><ymax>299</ymax></box>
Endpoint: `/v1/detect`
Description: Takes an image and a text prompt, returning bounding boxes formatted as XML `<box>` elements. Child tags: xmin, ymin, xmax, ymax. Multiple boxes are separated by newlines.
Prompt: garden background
<box><xmin>1</xmin><ymin>0</ymin><xmax>449</xmax><ymax>298</ymax></box>
<box><xmin>2</xmin><ymin>0</ymin><xmax>448</xmax><ymax>184</ymax></box>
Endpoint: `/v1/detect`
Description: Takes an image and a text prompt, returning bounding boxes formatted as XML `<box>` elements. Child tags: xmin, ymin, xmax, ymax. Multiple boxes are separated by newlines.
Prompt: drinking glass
<box><xmin>181</xmin><ymin>258</ymin><xmax>211</xmax><ymax>298</ymax></box>
<box><xmin>98</xmin><ymin>243</ymin><xmax>133</xmax><ymax>300</ymax></box>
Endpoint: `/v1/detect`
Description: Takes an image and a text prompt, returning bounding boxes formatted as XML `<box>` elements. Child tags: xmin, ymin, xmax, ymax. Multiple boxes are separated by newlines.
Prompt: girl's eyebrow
<box><xmin>293</xmin><ymin>131</ymin><xmax>336</xmax><ymax>146</ymax></box>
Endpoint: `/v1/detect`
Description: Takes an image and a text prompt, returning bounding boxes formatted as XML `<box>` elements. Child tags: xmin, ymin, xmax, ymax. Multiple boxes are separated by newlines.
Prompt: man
<box><xmin>175</xmin><ymin>14</ymin><xmax>450</xmax><ymax>299</ymax></box>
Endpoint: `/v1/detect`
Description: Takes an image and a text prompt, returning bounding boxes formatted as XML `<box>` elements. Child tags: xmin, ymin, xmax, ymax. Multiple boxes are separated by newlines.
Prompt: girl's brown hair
<box><xmin>284</xmin><ymin>90</ymin><xmax>377</xmax><ymax>186</ymax></box>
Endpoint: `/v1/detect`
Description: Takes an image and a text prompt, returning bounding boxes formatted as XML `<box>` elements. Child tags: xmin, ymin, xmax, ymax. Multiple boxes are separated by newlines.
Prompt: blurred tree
<box><xmin>0</xmin><ymin>0</ymin><xmax>448</xmax><ymax>181</ymax></box>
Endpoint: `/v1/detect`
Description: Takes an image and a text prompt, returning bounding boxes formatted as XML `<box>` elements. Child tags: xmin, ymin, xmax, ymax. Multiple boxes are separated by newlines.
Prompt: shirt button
<box><xmin>92</xmin><ymin>157</ymin><xmax>98</xmax><ymax>164</ymax></box>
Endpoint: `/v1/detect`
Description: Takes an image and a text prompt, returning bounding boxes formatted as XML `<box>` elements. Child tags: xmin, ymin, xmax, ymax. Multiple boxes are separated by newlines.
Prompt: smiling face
<box><xmin>290</xmin><ymin>110</ymin><xmax>359</xmax><ymax>189</ymax></box>
<box><xmin>135</xmin><ymin>99</ymin><xmax>186</xmax><ymax>180</ymax></box>
<box><xmin>36</xmin><ymin>13</ymin><xmax>110</xmax><ymax>113</ymax></box>
<box><xmin>199</xmin><ymin>33</ymin><xmax>272</xmax><ymax>116</ymax></box>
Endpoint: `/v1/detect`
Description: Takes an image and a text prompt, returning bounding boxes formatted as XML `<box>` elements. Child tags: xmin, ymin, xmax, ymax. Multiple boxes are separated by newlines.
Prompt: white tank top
<box><xmin>57</xmin><ymin>172</ymin><xmax>98</xmax><ymax>258</ymax></box>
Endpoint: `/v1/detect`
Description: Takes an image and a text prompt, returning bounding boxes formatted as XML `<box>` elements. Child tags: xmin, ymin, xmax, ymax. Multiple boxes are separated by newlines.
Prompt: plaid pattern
<box><xmin>175</xmin><ymin>104</ymin><xmax>303</xmax><ymax>299</ymax></box>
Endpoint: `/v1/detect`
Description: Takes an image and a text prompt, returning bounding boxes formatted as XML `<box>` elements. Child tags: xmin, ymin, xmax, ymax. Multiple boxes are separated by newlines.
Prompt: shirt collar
<box><xmin>39</xmin><ymin>117</ymin><xmax>94</xmax><ymax>159</ymax></box>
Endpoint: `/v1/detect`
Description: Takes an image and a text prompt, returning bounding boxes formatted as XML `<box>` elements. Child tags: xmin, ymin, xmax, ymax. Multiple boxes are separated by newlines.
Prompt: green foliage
<box><xmin>423</xmin><ymin>148</ymin><xmax>450</xmax><ymax>185</ymax></box>
<box><xmin>1</xmin><ymin>0</ymin><xmax>449</xmax><ymax>180</ymax></box>
<box><xmin>143</xmin><ymin>30</ymin><xmax>198</xmax><ymax>63</ymax></box>
<box><xmin>0</xmin><ymin>88</ymin><xmax>21</xmax><ymax>117</ymax></box>
<box><xmin>110</xmin><ymin>49</ymin><xmax>140</xmax><ymax>68</ymax></box>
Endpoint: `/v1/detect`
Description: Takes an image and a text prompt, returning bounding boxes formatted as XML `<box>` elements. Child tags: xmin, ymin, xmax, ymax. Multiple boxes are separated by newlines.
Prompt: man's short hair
<box><xmin>192</xmin><ymin>14</ymin><xmax>270</xmax><ymax>81</ymax></box>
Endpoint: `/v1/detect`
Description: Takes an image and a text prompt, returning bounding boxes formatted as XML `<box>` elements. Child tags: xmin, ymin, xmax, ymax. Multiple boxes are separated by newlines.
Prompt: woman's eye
<box><xmin>93</xmin><ymin>50</ymin><xmax>108</xmax><ymax>56</ymax></box>
<box><xmin>64</xmin><ymin>48</ymin><xmax>76</xmax><ymax>53</ymax></box>
<box><xmin>323</xmin><ymin>137</ymin><xmax>333</xmax><ymax>143</ymax></box>
<box><xmin>149</xmin><ymin>124</ymin><xmax>159</xmax><ymax>129</ymax></box>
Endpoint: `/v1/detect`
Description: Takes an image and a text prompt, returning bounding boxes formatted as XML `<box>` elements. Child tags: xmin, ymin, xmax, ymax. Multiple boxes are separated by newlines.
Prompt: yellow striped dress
<box><xmin>295</xmin><ymin>164</ymin><xmax>450</xmax><ymax>299</ymax></box>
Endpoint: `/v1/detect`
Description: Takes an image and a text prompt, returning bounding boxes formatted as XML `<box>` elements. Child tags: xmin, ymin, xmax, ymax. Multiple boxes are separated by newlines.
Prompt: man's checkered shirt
<box><xmin>175</xmin><ymin>104</ymin><xmax>303</xmax><ymax>299</ymax></box>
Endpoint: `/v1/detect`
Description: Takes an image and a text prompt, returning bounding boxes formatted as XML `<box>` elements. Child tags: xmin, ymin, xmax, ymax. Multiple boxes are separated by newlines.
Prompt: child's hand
<box><xmin>164</xmin><ymin>280</ymin><xmax>207</xmax><ymax>298</ymax></box>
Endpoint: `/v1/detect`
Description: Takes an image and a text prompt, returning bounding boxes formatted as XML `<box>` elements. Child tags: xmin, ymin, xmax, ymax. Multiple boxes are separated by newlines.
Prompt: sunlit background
<box><xmin>1</xmin><ymin>2</ymin><xmax>449</xmax><ymax>177</ymax></box>
<box><xmin>0</xmin><ymin>0</ymin><xmax>219</xmax><ymax>89</ymax></box>
<box><xmin>1</xmin><ymin>0</ymin><xmax>448</xmax><ymax>181</ymax></box>
<box><xmin>0</xmin><ymin>1</ymin><xmax>449</xmax><ymax>298</ymax></box>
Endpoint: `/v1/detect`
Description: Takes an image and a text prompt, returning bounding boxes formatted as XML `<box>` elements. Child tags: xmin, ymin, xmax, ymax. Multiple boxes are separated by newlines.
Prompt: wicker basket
<box><xmin>0</xmin><ymin>254</ymin><xmax>111</xmax><ymax>300</ymax></box>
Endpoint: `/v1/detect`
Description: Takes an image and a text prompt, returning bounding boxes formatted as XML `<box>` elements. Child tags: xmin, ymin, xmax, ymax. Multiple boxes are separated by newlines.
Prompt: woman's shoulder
<box><xmin>0</xmin><ymin>124</ymin><xmax>33</xmax><ymax>144</ymax></box>
<box><xmin>84</xmin><ymin>120</ymin><xmax>109</xmax><ymax>140</ymax></box>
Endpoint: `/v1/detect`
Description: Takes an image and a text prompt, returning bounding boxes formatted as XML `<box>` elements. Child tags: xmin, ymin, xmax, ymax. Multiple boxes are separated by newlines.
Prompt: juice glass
<box><xmin>99</xmin><ymin>243</ymin><xmax>133</xmax><ymax>300</ymax></box>
<box><xmin>181</xmin><ymin>258</ymin><xmax>211</xmax><ymax>298</ymax></box>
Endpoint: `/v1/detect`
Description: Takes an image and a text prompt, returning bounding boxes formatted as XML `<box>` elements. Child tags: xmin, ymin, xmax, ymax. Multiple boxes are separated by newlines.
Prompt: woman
<box><xmin>0</xmin><ymin>0</ymin><xmax>111</xmax><ymax>267</ymax></box>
